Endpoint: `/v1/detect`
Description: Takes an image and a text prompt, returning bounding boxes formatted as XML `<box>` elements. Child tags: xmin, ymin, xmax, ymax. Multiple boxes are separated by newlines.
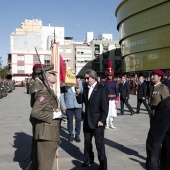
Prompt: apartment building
<box><xmin>8</xmin><ymin>19</ymin><xmax>64</xmax><ymax>81</ymax></box>
<box><xmin>74</xmin><ymin>43</ymin><xmax>92</xmax><ymax>76</ymax></box>
<box><xmin>90</xmin><ymin>34</ymin><xmax>122</xmax><ymax>77</ymax></box>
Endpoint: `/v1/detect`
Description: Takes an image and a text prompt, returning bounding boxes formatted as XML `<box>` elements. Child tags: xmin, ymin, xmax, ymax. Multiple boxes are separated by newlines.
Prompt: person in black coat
<box><xmin>119</xmin><ymin>76</ymin><xmax>134</xmax><ymax>115</ymax></box>
<box><xmin>136</xmin><ymin>76</ymin><xmax>152</xmax><ymax>114</ymax></box>
<box><xmin>146</xmin><ymin>96</ymin><xmax>170</xmax><ymax>170</ymax></box>
<box><xmin>162</xmin><ymin>75</ymin><xmax>170</xmax><ymax>94</ymax></box>
<box><xmin>76</xmin><ymin>69</ymin><xmax>109</xmax><ymax>170</ymax></box>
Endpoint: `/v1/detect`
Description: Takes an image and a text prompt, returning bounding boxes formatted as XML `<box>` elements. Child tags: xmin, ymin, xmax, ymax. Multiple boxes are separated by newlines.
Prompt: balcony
<box><xmin>8</xmin><ymin>60</ymin><xmax>11</xmax><ymax>64</ymax></box>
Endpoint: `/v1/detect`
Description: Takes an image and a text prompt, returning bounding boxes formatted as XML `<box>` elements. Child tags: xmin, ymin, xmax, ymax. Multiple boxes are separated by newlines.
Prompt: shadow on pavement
<box><xmin>130</xmin><ymin>158</ymin><xmax>146</xmax><ymax>169</ymax></box>
<box><xmin>70</xmin><ymin>159</ymin><xmax>99</xmax><ymax>170</ymax></box>
<box><xmin>104</xmin><ymin>137</ymin><xmax>146</xmax><ymax>168</ymax></box>
<box><xmin>60</xmin><ymin>127</ymin><xmax>83</xmax><ymax>160</ymax></box>
<box><xmin>13</xmin><ymin>132</ymin><xmax>32</xmax><ymax>170</ymax></box>
<box><xmin>60</xmin><ymin>126</ymin><xmax>100</xmax><ymax>169</ymax></box>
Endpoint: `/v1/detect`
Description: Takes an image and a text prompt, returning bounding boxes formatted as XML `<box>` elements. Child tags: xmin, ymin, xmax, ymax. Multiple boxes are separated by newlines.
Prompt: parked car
<box><xmin>15</xmin><ymin>81</ymin><xmax>23</xmax><ymax>87</ymax></box>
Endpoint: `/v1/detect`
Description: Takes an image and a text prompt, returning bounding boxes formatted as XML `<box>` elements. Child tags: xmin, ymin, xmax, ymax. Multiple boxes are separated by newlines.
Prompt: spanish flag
<box><xmin>52</xmin><ymin>42</ymin><xmax>77</xmax><ymax>89</ymax></box>
<box><xmin>60</xmin><ymin>55</ymin><xmax>77</xmax><ymax>86</ymax></box>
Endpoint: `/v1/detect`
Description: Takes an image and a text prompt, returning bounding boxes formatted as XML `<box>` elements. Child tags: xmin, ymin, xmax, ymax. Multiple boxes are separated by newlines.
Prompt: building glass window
<box><xmin>33</xmin><ymin>56</ymin><xmax>39</xmax><ymax>61</ymax></box>
<box><xmin>17</xmin><ymin>66</ymin><xmax>25</xmax><ymax>70</ymax></box>
<box><xmin>66</xmin><ymin>48</ymin><xmax>71</xmax><ymax>53</ymax></box>
<box><xmin>17</xmin><ymin>56</ymin><xmax>24</xmax><ymax>61</ymax></box>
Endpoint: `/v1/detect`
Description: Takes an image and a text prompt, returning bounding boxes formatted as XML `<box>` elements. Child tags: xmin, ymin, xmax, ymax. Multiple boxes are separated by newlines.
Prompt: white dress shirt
<box><xmin>88</xmin><ymin>82</ymin><xmax>97</xmax><ymax>99</ymax></box>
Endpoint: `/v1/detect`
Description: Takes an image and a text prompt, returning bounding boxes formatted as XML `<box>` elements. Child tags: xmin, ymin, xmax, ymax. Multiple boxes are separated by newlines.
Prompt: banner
<box><xmin>60</xmin><ymin>55</ymin><xmax>77</xmax><ymax>85</ymax></box>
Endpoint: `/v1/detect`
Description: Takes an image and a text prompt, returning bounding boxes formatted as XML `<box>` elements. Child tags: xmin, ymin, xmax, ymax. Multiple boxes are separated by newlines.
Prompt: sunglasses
<box><xmin>49</xmin><ymin>73</ymin><xmax>56</xmax><ymax>76</ymax></box>
<box><xmin>84</xmin><ymin>77</ymin><xmax>90</xmax><ymax>80</ymax></box>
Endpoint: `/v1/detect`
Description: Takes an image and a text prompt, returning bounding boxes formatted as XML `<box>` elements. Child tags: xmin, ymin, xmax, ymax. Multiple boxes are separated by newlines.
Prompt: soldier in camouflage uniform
<box><xmin>1</xmin><ymin>79</ymin><xmax>8</xmax><ymax>97</ymax></box>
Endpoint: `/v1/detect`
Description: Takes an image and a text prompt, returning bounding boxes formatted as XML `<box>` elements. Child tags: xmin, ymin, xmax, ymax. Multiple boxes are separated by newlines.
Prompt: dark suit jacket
<box><xmin>137</xmin><ymin>82</ymin><xmax>147</xmax><ymax>99</ymax></box>
<box><xmin>119</xmin><ymin>82</ymin><xmax>130</xmax><ymax>99</ymax></box>
<box><xmin>146</xmin><ymin>96</ymin><xmax>170</xmax><ymax>170</ymax></box>
<box><xmin>77</xmin><ymin>83</ymin><xmax>109</xmax><ymax>129</ymax></box>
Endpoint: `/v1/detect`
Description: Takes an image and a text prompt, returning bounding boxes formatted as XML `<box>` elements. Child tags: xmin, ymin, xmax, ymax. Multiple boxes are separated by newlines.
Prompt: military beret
<box><xmin>33</xmin><ymin>64</ymin><xmax>43</xmax><ymax>70</ymax></box>
<box><xmin>152</xmin><ymin>69</ymin><xmax>165</xmax><ymax>77</ymax></box>
<box><xmin>33</xmin><ymin>64</ymin><xmax>45</xmax><ymax>74</ymax></box>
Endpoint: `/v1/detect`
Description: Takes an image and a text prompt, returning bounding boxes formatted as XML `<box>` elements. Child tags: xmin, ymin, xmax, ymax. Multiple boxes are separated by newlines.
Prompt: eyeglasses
<box><xmin>85</xmin><ymin>77</ymin><xmax>90</xmax><ymax>80</ymax></box>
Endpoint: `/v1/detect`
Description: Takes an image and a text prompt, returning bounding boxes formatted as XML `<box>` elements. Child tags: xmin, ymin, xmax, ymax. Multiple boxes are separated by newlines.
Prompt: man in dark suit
<box><xmin>136</xmin><ymin>76</ymin><xmax>151</xmax><ymax>114</ymax></box>
<box><xmin>76</xmin><ymin>69</ymin><xmax>109</xmax><ymax>170</ymax></box>
<box><xmin>119</xmin><ymin>76</ymin><xmax>134</xmax><ymax>115</ymax></box>
<box><xmin>146</xmin><ymin>96</ymin><xmax>170</xmax><ymax>170</ymax></box>
<box><xmin>162</xmin><ymin>75</ymin><xmax>170</xmax><ymax>94</ymax></box>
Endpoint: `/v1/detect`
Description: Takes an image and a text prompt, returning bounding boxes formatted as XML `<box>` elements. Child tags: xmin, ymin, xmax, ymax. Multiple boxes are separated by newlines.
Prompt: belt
<box><xmin>108</xmin><ymin>94</ymin><xmax>116</xmax><ymax>98</ymax></box>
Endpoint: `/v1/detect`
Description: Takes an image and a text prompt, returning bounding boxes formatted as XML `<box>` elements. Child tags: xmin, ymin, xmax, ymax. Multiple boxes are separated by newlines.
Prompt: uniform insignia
<box><xmin>39</xmin><ymin>96</ymin><xmax>45</xmax><ymax>103</ymax></box>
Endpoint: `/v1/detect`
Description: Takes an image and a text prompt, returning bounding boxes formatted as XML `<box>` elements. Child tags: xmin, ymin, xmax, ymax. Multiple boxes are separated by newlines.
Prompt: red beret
<box><xmin>33</xmin><ymin>64</ymin><xmax>44</xmax><ymax>70</ymax></box>
<box><xmin>152</xmin><ymin>69</ymin><xmax>165</xmax><ymax>77</ymax></box>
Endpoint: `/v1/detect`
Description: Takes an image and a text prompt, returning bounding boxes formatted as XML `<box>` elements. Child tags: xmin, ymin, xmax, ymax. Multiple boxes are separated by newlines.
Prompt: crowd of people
<box><xmin>26</xmin><ymin>60</ymin><xmax>170</xmax><ymax>170</ymax></box>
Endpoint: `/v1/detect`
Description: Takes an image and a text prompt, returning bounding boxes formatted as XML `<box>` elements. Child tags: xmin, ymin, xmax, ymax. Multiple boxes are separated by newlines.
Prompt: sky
<box><xmin>0</xmin><ymin>0</ymin><xmax>122</xmax><ymax>66</ymax></box>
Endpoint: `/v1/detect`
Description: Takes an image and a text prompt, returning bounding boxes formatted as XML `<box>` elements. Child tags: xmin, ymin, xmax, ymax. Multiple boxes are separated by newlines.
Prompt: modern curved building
<box><xmin>116</xmin><ymin>0</ymin><xmax>170</xmax><ymax>75</ymax></box>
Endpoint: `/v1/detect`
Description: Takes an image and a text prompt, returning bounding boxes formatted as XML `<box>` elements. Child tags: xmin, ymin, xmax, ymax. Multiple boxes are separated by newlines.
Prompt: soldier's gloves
<box><xmin>53</xmin><ymin>111</ymin><xmax>62</xmax><ymax>119</ymax></box>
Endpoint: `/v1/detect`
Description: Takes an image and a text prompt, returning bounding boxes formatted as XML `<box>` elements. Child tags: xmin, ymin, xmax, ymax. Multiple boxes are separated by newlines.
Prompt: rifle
<box><xmin>35</xmin><ymin>47</ymin><xmax>59</xmax><ymax>109</ymax></box>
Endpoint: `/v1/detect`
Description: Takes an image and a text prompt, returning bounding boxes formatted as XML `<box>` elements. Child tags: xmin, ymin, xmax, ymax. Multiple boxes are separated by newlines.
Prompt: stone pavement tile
<box><xmin>0</xmin><ymin>87</ymin><xmax>149</xmax><ymax>170</ymax></box>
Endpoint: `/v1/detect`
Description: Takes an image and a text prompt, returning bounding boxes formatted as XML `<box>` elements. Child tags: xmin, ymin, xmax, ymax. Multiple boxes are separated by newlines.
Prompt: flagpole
<box><xmin>51</xmin><ymin>28</ymin><xmax>60</xmax><ymax>170</ymax></box>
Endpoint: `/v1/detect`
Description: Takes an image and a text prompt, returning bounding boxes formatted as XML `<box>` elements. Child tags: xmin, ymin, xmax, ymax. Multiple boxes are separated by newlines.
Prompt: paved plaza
<box><xmin>0</xmin><ymin>87</ymin><xmax>150</xmax><ymax>170</ymax></box>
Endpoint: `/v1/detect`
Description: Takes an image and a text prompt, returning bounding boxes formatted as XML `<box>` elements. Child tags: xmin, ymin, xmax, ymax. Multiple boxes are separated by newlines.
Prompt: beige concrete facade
<box><xmin>9</xmin><ymin>19</ymin><xmax>64</xmax><ymax>81</ymax></box>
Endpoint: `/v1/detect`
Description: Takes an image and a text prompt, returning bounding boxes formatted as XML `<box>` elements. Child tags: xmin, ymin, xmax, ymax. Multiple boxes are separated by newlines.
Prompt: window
<box><xmin>17</xmin><ymin>56</ymin><xmax>24</xmax><ymax>61</ymax></box>
<box><xmin>17</xmin><ymin>66</ymin><xmax>25</xmax><ymax>70</ymax></box>
<box><xmin>63</xmin><ymin>58</ymin><xmax>71</xmax><ymax>62</ymax></box>
<box><xmin>59</xmin><ymin>48</ymin><xmax>63</xmax><ymax>53</ymax></box>
<box><xmin>33</xmin><ymin>56</ymin><xmax>39</xmax><ymax>61</ymax></box>
<box><xmin>66</xmin><ymin>48</ymin><xmax>71</xmax><ymax>53</ymax></box>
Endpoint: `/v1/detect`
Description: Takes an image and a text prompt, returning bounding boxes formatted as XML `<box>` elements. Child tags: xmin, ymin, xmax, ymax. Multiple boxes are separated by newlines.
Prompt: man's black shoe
<box><xmin>119</xmin><ymin>112</ymin><xmax>124</xmax><ymax>116</ymax></box>
<box><xmin>98</xmin><ymin>166</ymin><xmax>107</xmax><ymax>170</ymax></box>
<box><xmin>68</xmin><ymin>135</ymin><xmax>74</xmax><ymax>142</ymax></box>
<box><xmin>82</xmin><ymin>158</ymin><xmax>94</xmax><ymax>167</ymax></box>
<box><xmin>130</xmin><ymin>112</ymin><xmax>134</xmax><ymax>116</ymax></box>
<box><xmin>135</xmin><ymin>111</ymin><xmax>140</xmax><ymax>114</ymax></box>
<box><xmin>75</xmin><ymin>135</ymin><xmax>81</xmax><ymax>142</ymax></box>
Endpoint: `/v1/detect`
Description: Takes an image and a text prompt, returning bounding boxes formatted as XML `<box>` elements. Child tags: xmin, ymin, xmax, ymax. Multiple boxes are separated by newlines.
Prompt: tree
<box><xmin>0</xmin><ymin>66</ymin><xmax>9</xmax><ymax>79</ymax></box>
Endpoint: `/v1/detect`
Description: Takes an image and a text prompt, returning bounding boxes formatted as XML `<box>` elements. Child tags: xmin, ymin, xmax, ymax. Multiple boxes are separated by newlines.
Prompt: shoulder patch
<box><xmin>39</xmin><ymin>96</ymin><xmax>45</xmax><ymax>103</ymax></box>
